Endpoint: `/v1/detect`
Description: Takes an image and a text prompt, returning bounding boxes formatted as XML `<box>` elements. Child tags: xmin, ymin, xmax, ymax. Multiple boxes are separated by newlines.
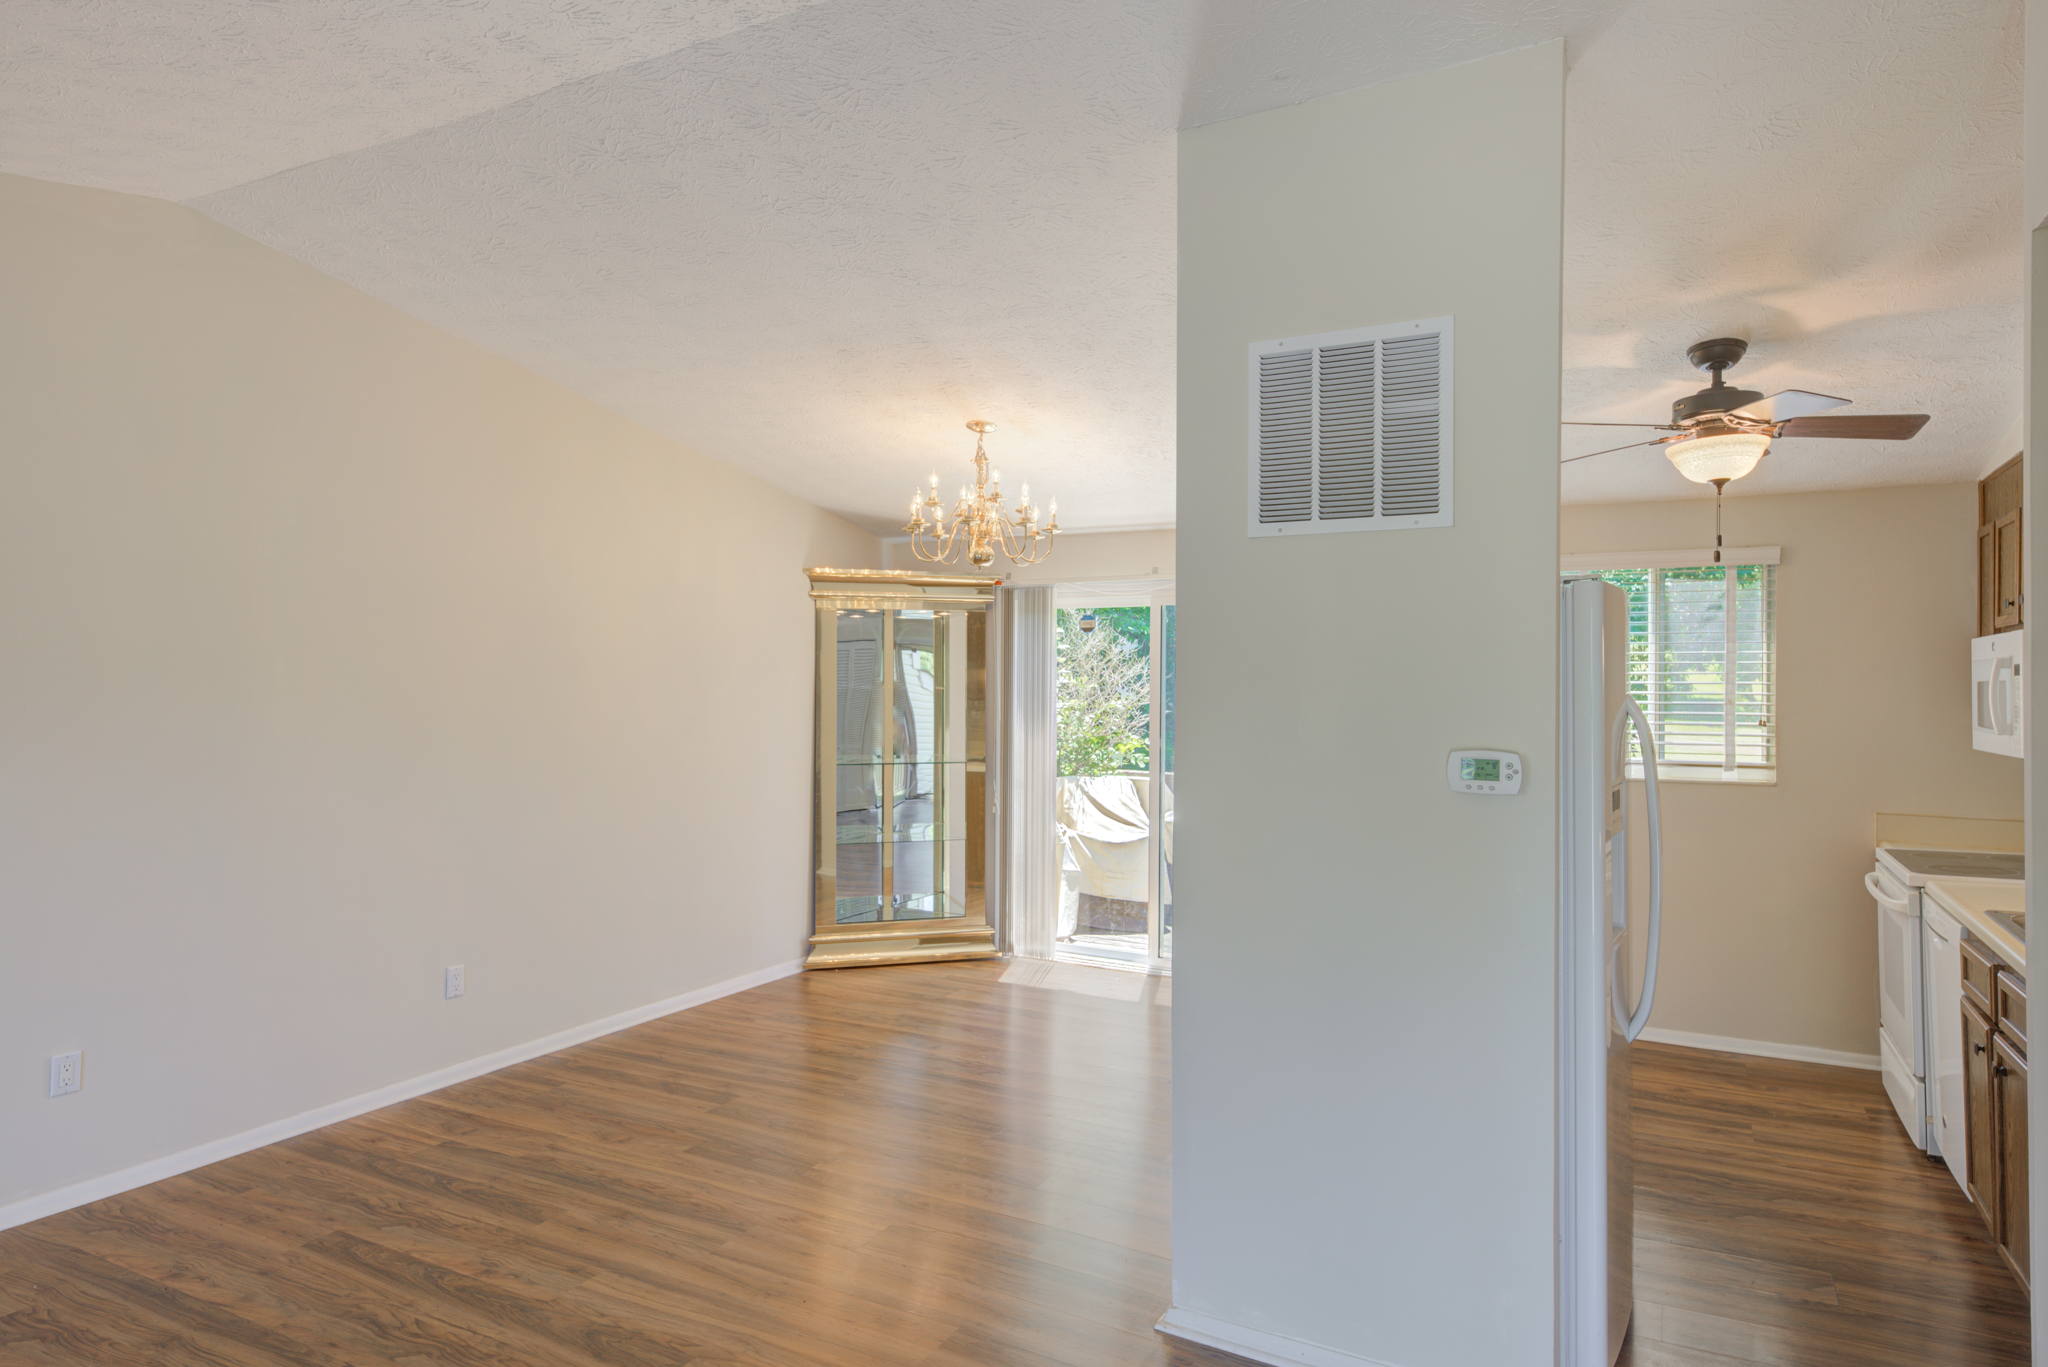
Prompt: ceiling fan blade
<box><xmin>1728</xmin><ymin>389</ymin><xmax>1851</xmax><ymax>422</ymax></box>
<box><xmin>1562</xmin><ymin>420</ymin><xmax>1676</xmax><ymax>429</ymax></box>
<box><xmin>1776</xmin><ymin>413</ymin><xmax>1931</xmax><ymax>440</ymax></box>
<box><xmin>1561</xmin><ymin>438</ymin><xmax>1666</xmax><ymax>464</ymax></box>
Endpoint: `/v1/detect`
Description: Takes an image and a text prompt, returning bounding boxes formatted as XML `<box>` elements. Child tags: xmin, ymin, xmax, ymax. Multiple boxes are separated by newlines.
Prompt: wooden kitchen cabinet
<box><xmin>1965</xmin><ymin>994</ymin><xmax>2000</xmax><ymax>1233</ymax></box>
<box><xmin>1995</xmin><ymin>1033</ymin><xmax>2030</xmax><ymax>1290</ymax></box>
<box><xmin>1964</xmin><ymin>936</ymin><xmax>2000</xmax><ymax>1015</ymax></box>
<box><xmin>1962</xmin><ymin>943</ymin><xmax>2030</xmax><ymax>1294</ymax></box>
<box><xmin>1979</xmin><ymin>455</ymin><xmax>2023</xmax><ymax>635</ymax></box>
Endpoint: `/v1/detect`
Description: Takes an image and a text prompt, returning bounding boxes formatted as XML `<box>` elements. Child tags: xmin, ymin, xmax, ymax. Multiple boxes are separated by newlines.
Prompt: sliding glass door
<box><xmin>1051</xmin><ymin>581</ymin><xmax>1174</xmax><ymax>972</ymax></box>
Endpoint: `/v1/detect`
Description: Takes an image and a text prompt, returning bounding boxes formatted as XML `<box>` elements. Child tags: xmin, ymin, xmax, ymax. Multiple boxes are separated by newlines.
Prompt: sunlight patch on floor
<box><xmin>1000</xmin><ymin>956</ymin><xmax>1170</xmax><ymax>1005</ymax></box>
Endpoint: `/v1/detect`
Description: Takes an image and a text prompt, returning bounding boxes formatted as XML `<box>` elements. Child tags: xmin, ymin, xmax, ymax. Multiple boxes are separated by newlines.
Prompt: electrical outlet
<box><xmin>48</xmin><ymin>1050</ymin><xmax>81</xmax><ymax>1098</ymax></box>
<box><xmin>444</xmin><ymin>964</ymin><xmax>465</xmax><ymax>1000</ymax></box>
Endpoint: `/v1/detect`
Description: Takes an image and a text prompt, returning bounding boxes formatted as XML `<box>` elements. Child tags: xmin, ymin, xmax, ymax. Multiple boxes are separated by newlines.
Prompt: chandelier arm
<box><xmin>930</xmin><ymin>516</ymin><xmax>964</xmax><ymax>565</ymax></box>
<box><xmin>1002</xmin><ymin>533</ymin><xmax>1033</xmax><ymax>566</ymax></box>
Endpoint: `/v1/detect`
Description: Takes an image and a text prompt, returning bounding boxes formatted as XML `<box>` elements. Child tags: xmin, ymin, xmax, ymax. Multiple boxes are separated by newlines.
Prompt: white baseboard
<box><xmin>0</xmin><ymin>957</ymin><xmax>803</xmax><ymax>1234</ymax></box>
<box><xmin>1155</xmin><ymin>1307</ymin><xmax>1401</xmax><ymax>1367</ymax></box>
<box><xmin>1636</xmin><ymin>1026</ymin><xmax>1880</xmax><ymax>1072</ymax></box>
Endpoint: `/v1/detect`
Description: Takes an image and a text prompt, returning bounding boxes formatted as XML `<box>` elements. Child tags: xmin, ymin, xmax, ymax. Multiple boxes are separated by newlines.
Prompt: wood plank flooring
<box><xmin>1619</xmin><ymin>1042</ymin><xmax>2030</xmax><ymax>1366</ymax></box>
<box><xmin>0</xmin><ymin>963</ymin><xmax>2030</xmax><ymax>1365</ymax></box>
<box><xmin>0</xmin><ymin>959</ymin><xmax>1253</xmax><ymax>1366</ymax></box>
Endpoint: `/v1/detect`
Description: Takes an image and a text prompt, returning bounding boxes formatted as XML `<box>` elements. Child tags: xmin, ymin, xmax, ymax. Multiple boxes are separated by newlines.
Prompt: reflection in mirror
<box><xmin>836</xmin><ymin>816</ymin><xmax>883</xmax><ymax>924</ymax></box>
<box><xmin>836</xmin><ymin>612</ymin><xmax>886</xmax><ymax>762</ymax></box>
<box><xmin>834</xmin><ymin>614</ymin><xmax>887</xmax><ymax>926</ymax></box>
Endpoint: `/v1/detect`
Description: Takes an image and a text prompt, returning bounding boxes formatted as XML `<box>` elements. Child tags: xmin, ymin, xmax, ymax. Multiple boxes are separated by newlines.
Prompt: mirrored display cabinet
<box><xmin>805</xmin><ymin>568</ymin><xmax>1000</xmax><ymax>969</ymax></box>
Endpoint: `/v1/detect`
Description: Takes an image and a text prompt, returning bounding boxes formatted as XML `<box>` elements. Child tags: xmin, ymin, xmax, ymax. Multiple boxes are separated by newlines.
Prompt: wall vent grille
<box><xmin>1248</xmin><ymin>317</ymin><xmax>1451</xmax><ymax>536</ymax></box>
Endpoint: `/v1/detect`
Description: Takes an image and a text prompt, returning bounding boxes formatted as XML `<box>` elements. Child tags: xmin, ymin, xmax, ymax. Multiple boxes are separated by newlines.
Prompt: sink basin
<box><xmin>1988</xmin><ymin>909</ymin><xmax>2026</xmax><ymax>939</ymax></box>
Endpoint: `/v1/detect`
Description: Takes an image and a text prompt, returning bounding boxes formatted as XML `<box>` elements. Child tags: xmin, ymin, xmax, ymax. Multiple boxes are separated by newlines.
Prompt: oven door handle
<box><xmin>1865</xmin><ymin>871</ymin><xmax>1914</xmax><ymax>918</ymax></box>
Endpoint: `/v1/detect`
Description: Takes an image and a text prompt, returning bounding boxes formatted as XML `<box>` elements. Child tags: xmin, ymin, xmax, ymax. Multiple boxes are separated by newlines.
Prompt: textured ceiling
<box><xmin>1</xmin><ymin>0</ymin><xmax>837</xmax><ymax>201</ymax></box>
<box><xmin>2</xmin><ymin>0</ymin><xmax>1624</xmax><ymax>531</ymax></box>
<box><xmin>2</xmin><ymin>0</ymin><xmax>2025</xmax><ymax>527</ymax></box>
<box><xmin>1561</xmin><ymin>0</ymin><xmax>2024</xmax><ymax>505</ymax></box>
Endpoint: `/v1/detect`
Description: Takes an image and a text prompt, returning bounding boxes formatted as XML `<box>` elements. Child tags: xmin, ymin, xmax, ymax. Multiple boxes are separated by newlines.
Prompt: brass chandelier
<box><xmin>904</xmin><ymin>420</ymin><xmax>1060</xmax><ymax>568</ymax></box>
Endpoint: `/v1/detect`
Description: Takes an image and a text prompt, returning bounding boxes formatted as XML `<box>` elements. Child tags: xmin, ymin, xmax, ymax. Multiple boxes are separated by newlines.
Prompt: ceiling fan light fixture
<box><xmin>1664</xmin><ymin>431</ymin><xmax>1770</xmax><ymax>485</ymax></box>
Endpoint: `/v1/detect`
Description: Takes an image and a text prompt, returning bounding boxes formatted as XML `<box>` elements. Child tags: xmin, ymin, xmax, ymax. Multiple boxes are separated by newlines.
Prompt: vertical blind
<box><xmin>1570</xmin><ymin>562</ymin><xmax>1777</xmax><ymax>775</ymax></box>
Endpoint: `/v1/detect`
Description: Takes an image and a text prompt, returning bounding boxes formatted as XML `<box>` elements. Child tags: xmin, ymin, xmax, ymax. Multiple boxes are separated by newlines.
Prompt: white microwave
<box><xmin>1972</xmin><ymin>630</ymin><xmax>2024</xmax><ymax>757</ymax></box>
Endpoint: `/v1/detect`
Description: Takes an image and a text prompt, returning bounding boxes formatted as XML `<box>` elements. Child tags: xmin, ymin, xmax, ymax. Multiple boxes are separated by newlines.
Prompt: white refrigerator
<box><xmin>1559</xmin><ymin>578</ymin><xmax>1665</xmax><ymax>1367</ymax></box>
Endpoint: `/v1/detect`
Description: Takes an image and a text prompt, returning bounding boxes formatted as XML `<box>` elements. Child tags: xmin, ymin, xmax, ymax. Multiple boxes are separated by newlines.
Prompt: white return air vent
<box><xmin>1249</xmin><ymin>316</ymin><xmax>1452</xmax><ymax>537</ymax></box>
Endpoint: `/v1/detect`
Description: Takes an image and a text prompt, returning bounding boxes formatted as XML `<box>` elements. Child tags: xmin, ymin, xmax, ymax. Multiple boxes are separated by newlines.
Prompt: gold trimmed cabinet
<box><xmin>804</xmin><ymin>568</ymin><xmax>1001</xmax><ymax>969</ymax></box>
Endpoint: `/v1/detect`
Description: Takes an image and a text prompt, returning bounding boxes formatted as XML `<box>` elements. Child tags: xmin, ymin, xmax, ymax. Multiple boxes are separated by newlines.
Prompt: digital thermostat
<box><xmin>1448</xmin><ymin>749</ymin><xmax>1522</xmax><ymax>795</ymax></box>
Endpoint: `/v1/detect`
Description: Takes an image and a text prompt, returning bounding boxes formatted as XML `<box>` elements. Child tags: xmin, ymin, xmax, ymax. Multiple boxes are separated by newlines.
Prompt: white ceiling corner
<box><xmin>2</xmin><ymin>0</ymin><xmax>2025</xmax><ymax>527</ymax></box>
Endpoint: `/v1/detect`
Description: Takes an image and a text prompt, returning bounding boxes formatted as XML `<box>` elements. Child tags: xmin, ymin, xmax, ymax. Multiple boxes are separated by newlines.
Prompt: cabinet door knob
<box><xmin>1975</xmin><ymin>1043</ymin><xmax>1988</xmax><ymax>1054</ymax></box>
<box><xmin>1996</xmin><ymin>1063</ymin><xmax>2010</xmax><ymax>1077</ymax></box>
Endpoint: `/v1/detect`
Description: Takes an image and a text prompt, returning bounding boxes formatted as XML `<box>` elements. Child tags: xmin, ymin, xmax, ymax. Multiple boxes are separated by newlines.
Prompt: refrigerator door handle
<box><xmin>1621</xmin><ymin>697</ymin><xmax>1663</xmax><ymax>1043</ymax></box>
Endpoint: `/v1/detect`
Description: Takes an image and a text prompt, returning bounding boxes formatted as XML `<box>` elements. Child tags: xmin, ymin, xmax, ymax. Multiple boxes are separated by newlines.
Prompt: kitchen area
<box><xmin>1874</xmin><ymin>845</ymin><xmax>2028</xmax><ymax>1291</ymax></box>
<box><xmin>1867</xmin><ymin>454</ymin><xmax>2031</xmax><ymax>1303</ymax></box>
<box><xmin>1563</xmin><ymin>459</ymin><xmax>2032</xmax><ymax>1364</ymax></box>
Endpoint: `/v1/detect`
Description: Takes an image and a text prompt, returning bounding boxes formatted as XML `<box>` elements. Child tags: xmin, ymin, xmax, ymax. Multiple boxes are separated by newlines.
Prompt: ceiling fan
<box><xmin>1562</xmin><ymin>337</ymin><xmax>1930</xmax><ymax>487</ymax></box>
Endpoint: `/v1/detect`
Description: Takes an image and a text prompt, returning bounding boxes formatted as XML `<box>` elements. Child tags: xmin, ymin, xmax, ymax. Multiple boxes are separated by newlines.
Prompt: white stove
<box><xmin>1876</xmin><ymin>846</ymin><xmax>2025</xmax><ymax>887</ymax></box>
<box><xmin>1868</xmin><ymin>845</ymin><xmax>2023</xmax><ymax>1163</ymax></box>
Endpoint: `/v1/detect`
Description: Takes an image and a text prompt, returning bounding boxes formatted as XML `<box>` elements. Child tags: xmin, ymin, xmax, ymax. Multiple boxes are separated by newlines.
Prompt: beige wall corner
<box><xmin>0</xmin><ymin>172</ymin><xmax>878</xmax><ymax>1213</ymax></box>
<box><xmin>1171</xmin><ymin>41</ymin><xmax>1565</xmax><ymax>1367</ymax></box>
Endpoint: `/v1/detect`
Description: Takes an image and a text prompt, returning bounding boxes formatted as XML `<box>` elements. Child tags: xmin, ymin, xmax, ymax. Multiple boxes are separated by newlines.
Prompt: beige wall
<box><xmin>0</xmin><ymin>172</ymin><xmax>878</xmax><ymax>1215</ymax></box>
<box><xmin>884</xmin><ymin>528</ymin><xmax>1174</xmax><ymax>585</ymax></box>
<box><xmin>1563</xmin><ymin>484</ymin><xmax>2022</xmax><ymax>1059</ymax></box>
<box><xmin>1171</xmin><ymin>44</ymin><xmax>1564</xmax><ymax>1366</ymax></box>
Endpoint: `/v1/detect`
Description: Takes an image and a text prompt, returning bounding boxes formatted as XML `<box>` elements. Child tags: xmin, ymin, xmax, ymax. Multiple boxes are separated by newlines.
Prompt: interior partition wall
<box><xmin>1168</xmin><ymin>41</ymin><xmax>1563</xmax><ymax>1367</ymax></box>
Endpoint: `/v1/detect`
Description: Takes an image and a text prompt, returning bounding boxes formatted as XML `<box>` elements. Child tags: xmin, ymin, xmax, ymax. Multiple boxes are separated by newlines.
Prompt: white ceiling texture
<box><xmin>1</xmin><ymin>0</ymin><xmax>2023</xmax><ymax>529</ymax></box>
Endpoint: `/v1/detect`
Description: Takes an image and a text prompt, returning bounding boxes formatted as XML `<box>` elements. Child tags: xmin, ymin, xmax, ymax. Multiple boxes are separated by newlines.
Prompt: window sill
<box><xmin>1626</xmin><ymin>766</ymin><xmax>1776</xmax><ymax>786</ymax></box>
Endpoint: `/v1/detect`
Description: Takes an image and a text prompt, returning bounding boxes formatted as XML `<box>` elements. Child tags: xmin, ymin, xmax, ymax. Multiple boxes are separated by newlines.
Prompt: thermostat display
<box><xmin>1448</xmin><ymin>749</ymin><xmax>1522</xmax><ymax>795</ymax></box>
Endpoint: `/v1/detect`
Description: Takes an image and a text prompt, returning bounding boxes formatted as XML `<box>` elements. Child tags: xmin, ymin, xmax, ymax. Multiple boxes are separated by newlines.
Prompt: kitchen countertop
<box><xmin>1924</xmin><ymin>878</ymin><xmax>2028</xmax><ymax>973</ymax></box>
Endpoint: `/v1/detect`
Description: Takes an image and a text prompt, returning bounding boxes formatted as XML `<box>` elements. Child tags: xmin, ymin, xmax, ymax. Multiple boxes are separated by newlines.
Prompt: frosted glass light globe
<box><xmin>1664</xmin><ymin>432</ymin><xmax>1770</xmax><ymax>484</ymax></box>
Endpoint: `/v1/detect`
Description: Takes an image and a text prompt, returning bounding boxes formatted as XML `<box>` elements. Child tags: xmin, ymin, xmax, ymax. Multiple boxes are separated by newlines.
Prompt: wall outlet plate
<box><xmin>49</xmin><ymin>1050</ymin><xmax>81</xmax><ymax>1097</ymax></box>
<box><xmin>444</xmin><ymin>964</ymin><xmax>466</xmax><ymax>1000</ymax></box>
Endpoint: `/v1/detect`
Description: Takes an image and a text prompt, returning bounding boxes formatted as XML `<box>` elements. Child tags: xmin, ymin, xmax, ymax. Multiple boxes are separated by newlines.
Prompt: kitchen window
<box><xmin>1561</xmin><ymin>548</ymin><xmax>1780</xmax><ymax>783</ymax></box>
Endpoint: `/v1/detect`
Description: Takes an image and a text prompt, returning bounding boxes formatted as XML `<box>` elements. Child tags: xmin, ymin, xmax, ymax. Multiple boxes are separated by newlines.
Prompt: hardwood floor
<box><xmin>1620</xmin><ymin>1042</ymin><xmax>2030</xmax><ymax>1367</ymax></box>
<box><xmin>0</xmin><ymin>959</ymin><xmax>1254</xmax><ymax>1366</ymax></box>
<box><xmin>0</xmin><ymin>964</ymin><xmax>2030</xmax><ymax>1365</ymax></box>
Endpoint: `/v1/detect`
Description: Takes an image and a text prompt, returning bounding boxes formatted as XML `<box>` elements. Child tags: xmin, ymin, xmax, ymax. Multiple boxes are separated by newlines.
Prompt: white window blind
<box><xmin>1565</xmin><ymin>558</ymin><xmax>1778</xmax><ymax>777</ymax></box>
